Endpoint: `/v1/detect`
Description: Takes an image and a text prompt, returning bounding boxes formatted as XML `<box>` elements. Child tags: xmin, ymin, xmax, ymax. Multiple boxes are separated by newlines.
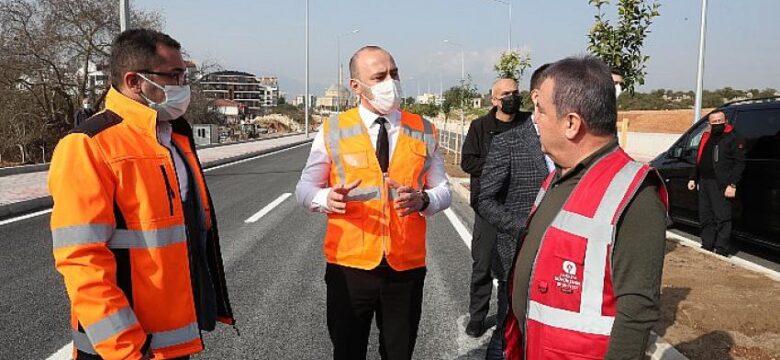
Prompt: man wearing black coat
<box><xmin>460</xmin><ymin>78</ymin><xmax>528</xmax><ymax>339</ymax></box>
<box><xmin>688</xmin><ymin>110</ymin><xmax>746</xmax><ymax>256</ymax></box>
<box><xmin>477</xmin><ymin>72</ymin><xmax>550</xmax><ymax>359</ymax></box>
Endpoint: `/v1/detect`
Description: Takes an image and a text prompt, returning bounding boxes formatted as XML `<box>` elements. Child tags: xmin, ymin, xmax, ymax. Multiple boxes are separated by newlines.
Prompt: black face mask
<box><xmin>500</xmin><ymin>94</ymin><xmax>521</xmax><ymax>115</ymax></box>
<box><xmin>711</xmin><ymin>124</ymin><xmax>725</xmax><ymax>136</ymax></box>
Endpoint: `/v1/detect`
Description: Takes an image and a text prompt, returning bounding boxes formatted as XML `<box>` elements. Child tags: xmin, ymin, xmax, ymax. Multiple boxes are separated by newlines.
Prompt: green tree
<box><xmin>441</xmin><ymin>75</ymin><xmax>479</xmax><ymax>120</ymax></box>
<box><xmin>587</xmin><ymin>0</ymin><xmax>661</xmax><ymax>93</ymax></box>
<box><xmin>493</xmin><ymin>50</ymin><xmax>532</xmax><ymax>82</ymax></box>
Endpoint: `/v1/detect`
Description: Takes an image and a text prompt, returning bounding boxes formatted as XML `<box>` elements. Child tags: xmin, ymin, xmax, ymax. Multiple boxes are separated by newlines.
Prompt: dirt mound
<box><xmin>617</xmin><ymin>109</ymin><xmax>715</xmax><ymax>134</ymax></box>
<box><xmin>657</xmin><ymin>241</ymin><xmax>780</xmax><ymax>360</ymax></box>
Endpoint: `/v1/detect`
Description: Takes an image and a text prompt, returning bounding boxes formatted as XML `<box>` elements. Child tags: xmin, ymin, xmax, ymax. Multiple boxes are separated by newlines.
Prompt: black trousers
<box><xmin>698</xmin><ymin>178</ymin><xmax>733</xmax><ymax>252</ymax></box>
<box><xmin>469</xmin><ymin>212</ymin><xmax>497</xmax><ymax>323</ymax></box>
<box><xmin>325</xmin><ymin>262</ymin><xmax>426</xmax><ymax>360</ymax></box>
<box><xmin>486</xmin><ymin>280</ymin><xmax>508</xmax><ymax>360</ymax></box>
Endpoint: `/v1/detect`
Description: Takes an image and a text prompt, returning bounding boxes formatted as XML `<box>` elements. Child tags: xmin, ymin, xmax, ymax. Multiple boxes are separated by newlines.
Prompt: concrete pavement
<box><xmin>0</xmin><ymin>134</ymin><xmax>312</xmax><ymax>219</ymax></box>
<box><xmin>1</xmin><ymin>143</ymin><xmax>502</xmax><ymax>359</ymax></box>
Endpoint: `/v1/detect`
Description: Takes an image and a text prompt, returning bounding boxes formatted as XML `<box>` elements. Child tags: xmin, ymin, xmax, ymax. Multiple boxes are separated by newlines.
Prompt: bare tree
<box><xmin>0</xmin><ymin>0</ymin><xmax>162</xmax><ymax>164</ymax></box>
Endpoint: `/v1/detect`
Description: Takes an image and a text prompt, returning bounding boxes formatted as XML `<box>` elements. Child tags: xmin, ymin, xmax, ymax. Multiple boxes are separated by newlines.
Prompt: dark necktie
<box><xmin>375</xmin><ymin>117</ymin><xmax>389</xmax><ymax>173</ymax></box>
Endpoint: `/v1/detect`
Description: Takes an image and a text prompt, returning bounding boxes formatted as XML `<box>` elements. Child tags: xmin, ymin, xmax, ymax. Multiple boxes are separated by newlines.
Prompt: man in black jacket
<box><xmin>688</xmin><ymin>110</ymin><xmax>746</xmax><ymax>255</ymax></box>
<box><xmin>460</xmin><ymin>78</ymin><xmax>528</xmax><ymax>338</ymax></box>
<box><xmin>477</xmin><ymin>69</ymin><xmax>550</xmax><ymax>359</ymax></box>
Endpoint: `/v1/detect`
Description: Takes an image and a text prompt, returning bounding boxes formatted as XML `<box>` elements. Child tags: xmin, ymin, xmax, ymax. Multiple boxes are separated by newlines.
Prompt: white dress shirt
<box><xmin>295</xmin><ymin>104</ymin><xmax>451</xmax><ymax>216</ymax></box>
<box><xmin>157</xmin><ymin>121</ymin><xmax>189</xmax><ymax>201</ymax></box>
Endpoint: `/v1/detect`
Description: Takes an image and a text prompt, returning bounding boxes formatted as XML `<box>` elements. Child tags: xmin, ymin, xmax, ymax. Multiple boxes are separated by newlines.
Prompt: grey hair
<box><xmin>544</xmin><ymin>56</ymin><xmax>617</xmax><ymax>136</ymax></box>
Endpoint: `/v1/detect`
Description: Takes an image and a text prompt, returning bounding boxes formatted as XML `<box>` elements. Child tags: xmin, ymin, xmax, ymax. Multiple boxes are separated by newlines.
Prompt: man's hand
<box><xmin>387</xmin><ymin>178</ymin><xmax>423</xmax><ymax>217</ymax></box>
<box><xmin>327</xmin><ymin>179</ymin><xmax>362</xmax><ymax>214</ymax></box>
<box><xmin>687</xmin><ymin>180</ymin><xmax>696</xmax><ymax>191</ymax></box>
<box><xmin>724</xmin><ymin>185</ymin><xmax>737</xmax><ymax>199</ymax></box>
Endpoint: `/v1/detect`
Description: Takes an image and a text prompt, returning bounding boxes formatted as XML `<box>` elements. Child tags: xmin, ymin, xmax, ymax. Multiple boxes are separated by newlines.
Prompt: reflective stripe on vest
<box><xmin>327</xmin><ymin>115</ymin><xmax>364</xmax><ymax>182</ymax></box>
<box><xmin>527</xmin><ymin>159</ymin><xmax>643</xmax><ymax>335</ymax></box>
<box><xmin>402</xmin><ymin>121</ymin><xmax>436</xmax><ymax>189</ymax></box>
<box><xmin>52</xmin><ymin>224</ymin><xmax>114</xmax><ymax>248</ymax></box>
<box><xmin>72</xmin><ymin>321</ymin><xmax>200</xmax><ymax>354</ymax></box>
<box><xmin>53</xmin><ymin>224</ymin><xmax>186</xmax><ymax>249</ymax></box>
<box><xmin>84</xmin><ymin>307</ymin><xmax>139</xmax><ymax>345</ymax></box>
<box><xmin>108</xmin><ymin>225</ymin><xmax>186</xmax><ymax>249</ymax></box>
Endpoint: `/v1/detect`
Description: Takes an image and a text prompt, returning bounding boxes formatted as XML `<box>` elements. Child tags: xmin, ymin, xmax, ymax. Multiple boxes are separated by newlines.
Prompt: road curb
<box><xmin>0</xmin><ymin>132</ymin><xmax>307</xmax><ymax>178</ymax></box>
<box><xmin>665</xmin><ymin>231</ymin><xmax>780</xmax><ymax>282</ymax></box>
<box><xmin>0</xmin><ymin>138</ymin><xmax>312</xmax><ymax>221</ymax></box>
<box><xmin>446</xmin><ymin>175</ymin><xmax>688</xmax><ymax>360</ymax></box>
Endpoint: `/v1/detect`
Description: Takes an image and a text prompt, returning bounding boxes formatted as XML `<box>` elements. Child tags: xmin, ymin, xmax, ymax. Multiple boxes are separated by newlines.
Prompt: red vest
<box><xmin>505</xmin><ymin>147</ymin><xmax>668</xmax><ymax>360</ymax></box>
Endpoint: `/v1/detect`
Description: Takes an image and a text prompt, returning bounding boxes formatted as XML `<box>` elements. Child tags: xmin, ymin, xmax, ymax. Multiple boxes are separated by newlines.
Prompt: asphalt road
<box><xmin>0</xmin><ymin>144</ymin><xmax>498</xmax><ymax>359</ymax></box>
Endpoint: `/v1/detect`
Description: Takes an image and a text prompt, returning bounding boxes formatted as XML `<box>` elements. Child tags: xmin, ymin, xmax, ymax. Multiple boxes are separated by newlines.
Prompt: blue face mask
<box><xmin>138</xmin><ymin>73</ymin><xmax>191</xmax><ymax>121</ymax></box>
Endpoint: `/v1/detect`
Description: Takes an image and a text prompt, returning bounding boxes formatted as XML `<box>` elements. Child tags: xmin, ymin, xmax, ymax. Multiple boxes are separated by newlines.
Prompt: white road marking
<box><xmin>3</xmin><ymin>142</ymin><xmax>309</xmax><ymax>229</ymax></box>
<box><xmin>444</xmin><ymin>208</ymin><xmax>472</xmax><ymax>249</ymax></box>
<box><xmin>0</xmin><ymin>208</ymin><xmax>52</xmax><ymax>226</ymax></box>
<box><xmin>245</xmin><ymin>193</ymin><xmax>292</xmax><ymax>223</ymax></box>
<box><xmin>40</xmin><ymin>144</ymin><xmax>309</xmax><ymax>360</ymax></box>
<box><xmin>204</xmin><ymin>142</ymin><xmax>309</xmax><ymax>172</ymax></box>
<box><xmin>45</xmin><ymin>342</ymin><xmax>71</xmax><ymax>360</ymax></box>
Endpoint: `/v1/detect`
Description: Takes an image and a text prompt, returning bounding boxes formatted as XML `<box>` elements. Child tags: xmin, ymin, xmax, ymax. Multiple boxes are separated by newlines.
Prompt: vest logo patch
<box><xmin>555</xmin><ymin>261</ymin><xmax>581</xmax><ymax>294</ymax></box>
<box><xmin>563</xmin><ymin>261</ymin><xmax>577</xmax><ymax>275</ymax></box>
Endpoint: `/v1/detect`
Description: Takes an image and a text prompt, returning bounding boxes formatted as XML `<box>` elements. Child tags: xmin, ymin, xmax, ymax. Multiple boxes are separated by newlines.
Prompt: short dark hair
<box><xmin>530</xmin><ymin>63</ymin><xmax>551</xmax><ymax>91</ymax></box>
<box><xmin>610</xmin><ymin>66</ymin><xmax>623</xmax><ymax>77</ymax></box>
<box><xmin>349</xmin><ymin>45</ymin><xmax>392</xmax><ymax>79</ymax></box>
<box><xmin>544</xmin><ymin>56</ymin><xmax>616</xmax><ymax>136</ymax></box>
<box><xmin>110</xmin><ymin>29</ymin><xmax>181</xmax><ymax>88</ymax></box>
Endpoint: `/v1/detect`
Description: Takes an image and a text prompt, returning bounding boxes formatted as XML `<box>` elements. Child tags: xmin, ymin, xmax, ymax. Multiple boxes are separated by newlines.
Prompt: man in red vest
<box><xmin>295</xmin><ymin>45</ymin><xmax>451</xmax><ymax>360</ymax></box>
<box><xmin>504</xmin><ymin>56</ymin><xmax>668</xmax><ymax>360</ymax></box>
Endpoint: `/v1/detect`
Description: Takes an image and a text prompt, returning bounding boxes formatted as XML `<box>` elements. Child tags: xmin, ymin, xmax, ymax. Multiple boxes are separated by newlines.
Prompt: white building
<box><xmin>201</xmin><ymin>71</ymin><xmax>279</xmax><ymax>115</ymax></box>
<box><xmin>293</xmin><ymin>94</ymin><xmax>317</xmax><ymax>107</ymax></box>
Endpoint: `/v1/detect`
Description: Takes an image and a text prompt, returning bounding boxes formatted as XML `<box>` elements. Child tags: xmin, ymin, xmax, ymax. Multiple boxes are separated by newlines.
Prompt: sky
<box><xmin>133</xmin><ymin>0</ymin><xmax>780</xmax><ymax>98</ymax></box>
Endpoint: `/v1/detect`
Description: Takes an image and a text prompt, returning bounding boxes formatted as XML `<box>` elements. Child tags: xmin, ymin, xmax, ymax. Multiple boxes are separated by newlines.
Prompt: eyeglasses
<box><xmin>138</xmin><ymin>69</ymin><xmax>189</xmax><ymax>85</ymax></box>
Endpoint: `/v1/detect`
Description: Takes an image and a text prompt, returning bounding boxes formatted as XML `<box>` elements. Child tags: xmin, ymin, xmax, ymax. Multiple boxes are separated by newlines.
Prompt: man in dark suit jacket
<box><xmin>477</xmin><ymin>67</ymin><xmax>551</xmax><ymax>359</ymax></box>
<box><xmin>460</xmin><ymin>78</ymin><xmax>529</xmax><ymax>339</ymax></box>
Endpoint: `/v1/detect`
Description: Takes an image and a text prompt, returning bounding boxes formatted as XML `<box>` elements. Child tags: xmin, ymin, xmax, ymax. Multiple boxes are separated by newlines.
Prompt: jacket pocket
<box><xmin>159</xmin><ymin>165</ymin><xmax>176</xmax><ymax>216</ymax></box>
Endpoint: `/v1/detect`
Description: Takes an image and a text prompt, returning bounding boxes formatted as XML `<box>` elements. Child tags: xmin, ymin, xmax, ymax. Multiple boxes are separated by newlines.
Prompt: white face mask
<box><xmin>356</xmin><ymin>78</ymin><xmax>403</xmax><ymax>115</ymax></box>
<box><xmin>138</xmin><ymin>74</ymin><xmax>191</xmax><ymax>121</ymax></box>
<box><xmin>615</xmin><ymin>84</ymin><xmax>623</xmax><ymax>99</ymax></box>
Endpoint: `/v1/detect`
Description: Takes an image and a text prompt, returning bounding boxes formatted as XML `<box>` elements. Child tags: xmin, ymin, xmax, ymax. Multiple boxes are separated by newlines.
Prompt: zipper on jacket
<box><xmin>159</xmin><ymin>165</ymin><xmax>176</xmax><ymax>216</ymax></box>
<box><xmin>714</xmin><ymin>144</ymin><xmax>719</xmax><ymax>163</ymax></box>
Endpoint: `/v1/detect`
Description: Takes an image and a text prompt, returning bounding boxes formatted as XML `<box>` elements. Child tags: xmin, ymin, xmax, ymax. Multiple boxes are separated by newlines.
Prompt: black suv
<box><xmin>650</xmin><ymin>97</ymin><xmax>780</xmax><ymax>250</ymax></box>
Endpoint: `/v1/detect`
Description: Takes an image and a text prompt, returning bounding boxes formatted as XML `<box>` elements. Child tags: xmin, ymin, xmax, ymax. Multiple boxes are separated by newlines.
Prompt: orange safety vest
<box><xmin>49</xmin><ymin>87</ymin><xmax>234</xmax><ymax>360</ymax></box>
<box><xmin>321</xmin><ymin>108</ymin><xmax>437</xmax><ymax>271</ymax></box>
<box><xmin>504</xmin><ymin>147</ymin><xmax>668</xmax><ymax>360</ymax></box>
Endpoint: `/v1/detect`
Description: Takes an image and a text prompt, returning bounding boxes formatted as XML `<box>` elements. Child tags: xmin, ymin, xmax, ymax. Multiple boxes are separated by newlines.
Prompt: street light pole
<box><xmin>336</xmin><ymin>29</ymin><xmax>359</xmax><ymax>113</ymax></box>
<box><xmin>444</xmin><ymin>39</ymin><xmax>466</xmax><ymax>164</ymax></box>
<box><xmin>489</xmin><ymin>0</ymin><xmax>512</xmax><ymax>52</ymax></box>
<box><xmin>119</xmin><ymin>0</ymin><xmax>130</xmax><ymax>31</ymax></box>
<box><xmin>693</xmin><ymin>0</ymin><xmax>708</xmax><ymax>124</ymax></box>
<box><xmin>304</xmin><ymin>0</ymin><xmax>309</xmax><ymax>137</ymax></box>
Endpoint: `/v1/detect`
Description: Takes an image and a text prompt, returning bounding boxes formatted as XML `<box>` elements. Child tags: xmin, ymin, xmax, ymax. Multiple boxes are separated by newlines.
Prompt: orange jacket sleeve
<box><xmin>49</xmin><ymin>133</ymin><xmax>147</xmax><ymax>360</ymax></box>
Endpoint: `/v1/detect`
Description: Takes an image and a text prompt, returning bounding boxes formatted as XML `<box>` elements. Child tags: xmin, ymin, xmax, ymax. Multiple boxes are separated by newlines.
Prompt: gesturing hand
<box><xmin>387</xmin><ymin>178</ymin><xmax>423</xmax><ymax>217</ymax></box>
<box><xmin>327</xmin><ymin>179</ymin><xmax>362</xmax><ymax>214</ymax></box>
<box><xmin>724</xmin><ymin>185</ymin><xmax>736</xmax><ymax>199</ymax></box>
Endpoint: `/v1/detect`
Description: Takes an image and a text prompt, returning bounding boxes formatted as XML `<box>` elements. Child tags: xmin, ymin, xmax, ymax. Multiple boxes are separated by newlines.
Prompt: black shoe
<box><xmin>465</xmin><ymin>320</ymin><xmax>485</xmax><ymax>338</ymax></box>
<box><xmin>714</xmin><ymin>248</ymin><xmax>730</xmax><ymax>257</ymax></box>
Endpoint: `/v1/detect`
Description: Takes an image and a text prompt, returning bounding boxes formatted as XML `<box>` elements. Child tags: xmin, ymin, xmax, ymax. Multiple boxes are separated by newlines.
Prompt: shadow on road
<box><xmin>675</xmin><ymin>330</ymin><xmax>736</xmax><ymax>360</ymax></box>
